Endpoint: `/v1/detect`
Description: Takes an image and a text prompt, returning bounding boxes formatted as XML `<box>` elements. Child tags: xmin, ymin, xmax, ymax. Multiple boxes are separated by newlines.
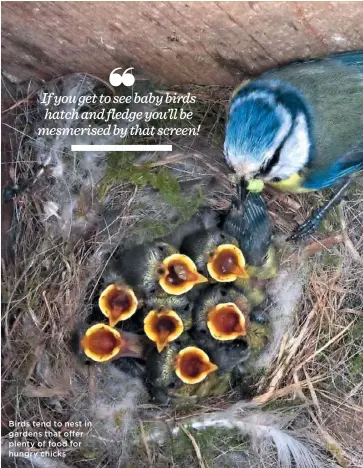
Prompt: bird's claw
<box><xmin>289</xmin><ymin>217</ymin><xmax>320</xmax><ymax>241</ymax></box>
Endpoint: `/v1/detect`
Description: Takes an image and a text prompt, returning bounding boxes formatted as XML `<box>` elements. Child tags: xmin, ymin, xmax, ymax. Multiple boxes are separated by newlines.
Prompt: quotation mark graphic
<box><xmin>109</xmin><ymin>67</ymin><xmax>135</xmax><ymax>87</ymax></box>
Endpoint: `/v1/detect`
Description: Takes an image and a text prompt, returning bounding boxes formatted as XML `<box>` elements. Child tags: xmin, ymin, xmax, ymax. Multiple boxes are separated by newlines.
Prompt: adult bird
<box><xmin>224</xmin><ymin>52</ymin><xmax>363</xmax><ymax>239</ymax></box>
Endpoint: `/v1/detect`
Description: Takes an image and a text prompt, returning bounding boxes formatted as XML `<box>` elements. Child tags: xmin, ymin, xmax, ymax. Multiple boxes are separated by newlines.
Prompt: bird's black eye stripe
<box><xmin>259</xmin><ymin>141</ymin><xmax>283</xmax><ymax>177</ymax></box>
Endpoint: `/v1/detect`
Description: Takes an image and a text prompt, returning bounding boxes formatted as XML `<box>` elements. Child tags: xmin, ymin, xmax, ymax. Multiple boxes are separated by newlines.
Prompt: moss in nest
<box><xmin>100</xmin><ymin>151</ymin><xmax>204</xmax><ymax>221</ymax></box>
<box><xmin>137</xmin><ymin>219</ymin><xmax>171</xmax><ymax>238</ymax></box>
<box><xmin>168</xmin><ymin>426</ymin><xmax>248</xmax><ymax>467</ymax></box>
<box><xmin>349</xmin><ymin>354</ymin><xmax>363</xmax><ymax>376</ymax></box>
<box><xmin>321</xmin><ymin>251</ymin><xmax>342</xmax><ymax>269</ymax></box>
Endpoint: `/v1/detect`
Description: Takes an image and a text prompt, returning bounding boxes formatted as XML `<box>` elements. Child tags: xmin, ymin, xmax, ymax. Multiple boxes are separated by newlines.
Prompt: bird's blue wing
<box><xmin>332</xmin><ymin>51</ymin><xmax>363</xmax><ymax>71</ymax></box>
<box><xmin>302</xmin><ymin>150</ymin><xmax>363</xmax><ymax>190</ymax></box>
<box><xmin>262</xmin><ymin>52</ymin><xmax>363</xmax><ymax>173</ymax></box>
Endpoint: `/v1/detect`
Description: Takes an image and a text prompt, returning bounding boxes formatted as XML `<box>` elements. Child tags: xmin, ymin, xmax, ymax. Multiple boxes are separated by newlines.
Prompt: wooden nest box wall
<box><xmin>1</xmin><ymin>1</ymin><xmax>363</xmax><ymax>86</ymax></box>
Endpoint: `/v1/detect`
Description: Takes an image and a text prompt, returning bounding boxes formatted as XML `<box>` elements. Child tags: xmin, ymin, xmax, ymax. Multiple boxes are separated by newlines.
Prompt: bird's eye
<box><xmin>271</xmin><ymin>177</ymin><xmax>281</xmax><ymax>182</ymax></box>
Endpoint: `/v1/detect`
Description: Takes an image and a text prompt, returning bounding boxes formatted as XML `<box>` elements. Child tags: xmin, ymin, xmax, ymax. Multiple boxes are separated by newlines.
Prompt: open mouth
<box><xmin>207</xmin><ymin>302</ymin><xmax>247</xmax><ymax>340</ymax></box>
<box><xmin>99</xmin><ymin>284</ymin><xmax>138</xmax><ymax>327</ymax></box>
<box><xmin>144</xmin><ymin>309</ymin><xmax>184</xmax><ymax>352</ymax></box>
<box><xmin>159</xmin><ymin>254</ymin><xmax>208</xmax><ymax>295</ymax></box>
<box><xmin>175</xmin><ymin>346</ymin><xmax>218</xmax><ymax>384</ymax></box>
<box><xmin>80</xmin><ymin>323</ymin><xmax>125</xmax><ymax>362</ymax></box>
<box><xmin>207</xmin><ymin>244</ymin><xmax>248</xmax><ymax>282</ymax></box>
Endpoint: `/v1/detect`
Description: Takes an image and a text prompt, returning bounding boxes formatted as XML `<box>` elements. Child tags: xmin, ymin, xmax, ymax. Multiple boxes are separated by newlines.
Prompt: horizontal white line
<box><xmin>71</xmin><ymin>145</ymin><xmax>173</xmax><ymax>152</ymax></box>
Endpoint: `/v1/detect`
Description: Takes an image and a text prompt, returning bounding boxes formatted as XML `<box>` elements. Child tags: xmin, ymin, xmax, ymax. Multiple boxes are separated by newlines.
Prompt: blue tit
<box><xmin>105</xmin><ymin>241</ymin><xmax>207</xmax><ymax>297</ymax></box>
<box><xmin>224</xmin><ymin>52</ymin><xmax>363</xmax><ymax>239</ymax></box>
<box><xmin>180</xmin><ymin>228</ymin><xmax>249</xmax><ymax>283</ymax></box>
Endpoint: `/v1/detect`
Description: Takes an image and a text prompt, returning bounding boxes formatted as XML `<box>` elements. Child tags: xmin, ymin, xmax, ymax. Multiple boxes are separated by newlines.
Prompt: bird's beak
<box><xmin>207</xmin><ymin>302</ymin><xmax>247</xmax><ymax>341</ymax></box>
<box><xmin>207</xmin><ymin>244</ymin><xmax>249</xmax><ymax>282</ymax></box>
<box><xmin>80</xmin><ymin>324</ymin><xmax>145</xmax><ymax>362</ymax></box>
<box><xmin>159</xmin><ymin>254</ymin><xmax>208</xmax><ymax>295</ymax></box>
<box><xmin>144</xmin><ymin>309</ymin><xmax>184</xmax><ymax>352</ymax></box>
<box><xmin>175</xmin><ymin>346</ymin><xmax>218</xmax><ymax>384</ymax></box>
<box><xmin>99</xmin><ymin>284</ymin><xmax>138</xmax><ymax>327</ymax></box>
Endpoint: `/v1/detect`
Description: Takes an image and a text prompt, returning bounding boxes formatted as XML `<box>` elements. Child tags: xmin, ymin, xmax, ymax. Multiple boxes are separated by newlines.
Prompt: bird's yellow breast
<box><xmin>268</xmin><ymin>173</ymin><xmax>311</xmax><ymax>193</ymax></box>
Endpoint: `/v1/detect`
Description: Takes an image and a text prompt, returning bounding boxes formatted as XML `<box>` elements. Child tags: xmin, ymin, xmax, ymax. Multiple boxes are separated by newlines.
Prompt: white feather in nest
<box><xmin>67</xmin><ymin>364</ymin><xmax>148</xmax><ymax>465</ymax></box>
<box><xmin>146</xmin><ymin>403</ymin><xmax>336</xmax><ymax>468</ymax></box>
<box><xmin>256</xmin><ymin>267</ymin><xmax>306</xmax><ymax>370</ymax></box>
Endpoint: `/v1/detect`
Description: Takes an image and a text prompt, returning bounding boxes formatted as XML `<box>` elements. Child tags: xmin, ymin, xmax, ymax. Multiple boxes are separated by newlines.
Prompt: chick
<box><xmin>181</xmin><ymin>228</ymin><xmax>248</xmax><ymax>283</ymax></box>
<box><xmin>98</xmin><ymin>283</ymin><xmax>139</xmax><ymax>328</ymax></box>
<box><xmin>143</xmin><ymin>293</ymin><xmax>193</xmax><ymax>352</ymax></box>
<box><xmin>107</xmin><ymin>241</ymin><xmax>207</xmax><ymax>297</ymax></box>
<box><xmin>222</xmin><ymin>180</ymin><xmax>277</xmax><ymax>281</ymax></box>
<box><xmin>192</xmin><ymin>331</ymin><xmax>251</xmax><ymax>374</ymax></box>
<box><xmin>193</xmin><ymin>285</ymin><xmax>251</xmax><ymax>341</ymax></box>
<box><xmin>74</xmin><ymin>323</ymin><xmax>148</xmax><ymax>364</ymax></box>
<box><xmin>146</xmin><ymin>341</ymin><xmax>218</xmax><ymax>403</ymax></box>
<box><xmin>144</xmin><ymin>309</ymin><xmax>185</xmax><ymax>352</ymax></box>
<box><xmin>193</xmin><ymin>285</ymin><xmax>271</xmax><ymax>356</ymax></box>
<box><xmin>246</xmin><ymin>302</ymin><xmax>272</xmax><ymax>355</ymax></box>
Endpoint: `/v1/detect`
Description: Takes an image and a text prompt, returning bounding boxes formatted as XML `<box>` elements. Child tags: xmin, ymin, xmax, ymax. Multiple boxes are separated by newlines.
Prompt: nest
<box><xmin>2</xmin><ymin>73</ymin><xmax>362</xmax><ymax>468</ymax></box>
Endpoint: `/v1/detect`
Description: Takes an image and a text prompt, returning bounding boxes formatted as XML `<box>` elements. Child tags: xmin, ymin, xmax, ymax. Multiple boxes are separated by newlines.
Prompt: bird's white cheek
<box><xmin>268</xmin><ymin>113</ymin><xmax>310</xmax><ymax>180</ymax></box>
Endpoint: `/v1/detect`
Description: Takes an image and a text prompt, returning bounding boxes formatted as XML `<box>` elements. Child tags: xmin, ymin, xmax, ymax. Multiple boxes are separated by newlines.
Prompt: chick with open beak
<box><xmin>158</xmin><ymin>254</ymin><xmax>208</xmax><ymax>295</ymax></box>
<box><xmin>99</xmin><ymin>284</ymin><xmax>138</xmax><ymax>327</ymax></box>
<box><xmin>146</xmin><ymin>341</ymin><xmax>218</xmax><ymax>402</ymax></box>
<box><xmin>193</xmin><ymin>285</ymin><xmax>250</xmax><ymax>341</ymax></box>
<box><xmin>104</xmin><ymin>241</ymin><xmax>206</xmax><ymax>297</ymax></box>
<box><xmin>144</xmin><ymin>309</ymin><xmax>184</xmax><ymax>352</ymax></box>
<box><xmin>207</xmin><ymin>302</ymin><xmax>247</xmax><ymax>341</ymax></box>
<box><xmin>175</xmin><ymin>346</ymin><xmax>218</xmax><ymax>384</ymax></box>
<box><xmin>181</xmin><ymin>228</ymin><xmax>248</xmax><ymax>283</ymax></box>
<box><xmin>80</xmin><ymin>323</ymin><xmax>146</xmax><ymax>363</ymax></box>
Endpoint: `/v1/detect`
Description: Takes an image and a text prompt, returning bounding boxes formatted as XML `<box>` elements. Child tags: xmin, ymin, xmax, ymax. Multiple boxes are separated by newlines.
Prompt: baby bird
<box><xmin>220</xmin><ymin>180</ymin><xmax>277</xmax><ymax>308</ymax></box>
<box><xmin>75</xmin><ymin>323</ymin><xmax>147</xmax><ymax>363</ymax></box>
<box><xmin>146</xmin><ymin>336</ymin><xmax>250</xmax><ymax>402</ymax></box>
<box><xmin>181</xmin><ymin>228</ymin><xmax>248</xmax><ymax>283</ymax></box>
<box><xmin>222</xmin><ymin>180</ymin><xmax>277</xmax><ymax>281</ymax></box>
<box><xmin>193</xmin><ymin>285</ymin><xmax>271</xmax><ymax>355</ymax></box>
<box><xmin>224</xmin><ymin>52</ymin><xmax>363</xmax><ymax>239</ymax></box>
<box><xmin>98</xmin><ymin>283</ymin><xmax>139</xmax><ymax>328</ymax></box>
<box><xmin>143</xmin><ymin>293</ymin><xmax>193</xmax><ymax>352</ymax></box>
<box><xmin>104</xmin><ymin>241</ymin><xmax>207</xmax><ymax>296</ymax></box>
<box><xmin>144</xmin><ymin>308</ymin><xmax>185</xmax><ymax>352</ymax></box>
<box><xmin>193</xmin><ymin>285</ymin><xmax>250</xmax><ymax>341</ymax></box>
<box><xmin>146</xmin><ymin>341</ymin><xmax>219</xmax><ymax>403</ymax></box>
<box><xmin>192</xmin><ymin>331</ymin><xmax>251</xmax><ymax>374</ymax></box>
